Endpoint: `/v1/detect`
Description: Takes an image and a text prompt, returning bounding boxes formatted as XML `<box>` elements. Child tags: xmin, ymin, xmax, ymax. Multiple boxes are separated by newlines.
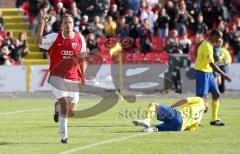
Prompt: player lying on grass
<box><xmin>132</xmin><ymin>97</ymin><xmax>206</xmax><ymax>132</ymax></box>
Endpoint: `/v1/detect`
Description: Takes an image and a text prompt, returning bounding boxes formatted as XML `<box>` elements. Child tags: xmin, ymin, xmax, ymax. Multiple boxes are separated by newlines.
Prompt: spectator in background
<box><xmin>54</xmin><ymin>0</ymin><xmax>72</xmax><ymax>9</ymax></box>
<box><xmin>86</xmin><ymin>33</ymin><xmax>98</xmax><ymax>54</ymax></box>
<box><xmin>236</xmin><ymin>1</ymin><xmax>240</xmax><ymax>14</ymax></box>
<box><xmin>130</xmin><ymin>16</ymin><xmax>141</xmax><ymax>52</ymax></box>
<box><xmin>68</xmin><ymin>1</ymin><xmax>81</xmax><ymax>14</ymax></box>
<box><xmin>202</xmin><ymin>1</ymin><xmax>213</xmax><ymax>29</ymax></box>
<box><xmin>188</xmin><ymin>1</ymin><xmax>201</xmax><ymax>32</ymax></box>
<box><xmin>145</xmin><ymin>0</ymin><xmax>159</xmax><ymax>8</ymax></box>
<box><xmin>99</xmin><ymin>7</ymin><xmax>108</xmax><ymax>24</ymax></box>
<box><xmin>90</xmin><ymin>15</ymin><xmax>104</xmax><ymax>38</ymax></box>
<box><xmin>140</xmin><ymin>0</ymin><xmax>148</xmax><ymax>11</ymax></box>
<box><xmin>68</xmin><ymin>1</ymin><xmax>81</xmax><ymax>26</ymax></box>
<box><xmin>229</xmin><ymin>23</ymin><xmax>240</xmax><ymax>62</ymax></box>
<box><xmin>188</xmin><ymin>1</ymin><xmax>201</xmax><ymax>22</ymax></box>
<box><xmin>1</xmin><ymin>31</ymin><xmax>14</xmax><ymax>49</ymax></box>
<box><xmin>51</xmin><ymin>2</ymin><xmax>66</xmax><ymax>33</ymax></box>
<box><xmin>218</xmin><ymin>20</ymin><xmax>229</xmax><ymax>42</ymax></box>
<box><xmin>179</xmin><ymin>32</ymin><xmax>191</xmax><ymax>54</ymax></box>
<box><xmin>104</xmin><ymin>15</ymin><xmax>117</xmax><ymax>37</ymax></box>
<box><xmin>130</xmin><ymin>16</ymin><xmax>141</xmax><ymax>40</ymax></box>
<box><xmin>75</xmin><ymin>15</ymin><xmax>91</xmax><ymax>37</ymax></box>
<box><xmin>165</xmin><ymin>1</ymin><xmax>176</xmax><ymax>30</ymax></box>
<box><xmin>0</xmin><ymin>46</ymin><xmax>11</xmax><ymax>65</ymax></box>
<box><xmin>115</xmin><ymin>0</ymin><xmax>129</xmax><ymax>15</ymax></box>
<box><xmin>174</xmin><ymin>0</ymin><xmax>194</xmax><ymax>36</ymax></box>
<box><xmin>28</xmin><ymin>0</ymin><xmax>43</xmax><ymax>18</ymax></box>
<box><xmin>193</xmin><ymin>13</ymin><xmax>208</xmax><ymax>35</ymax></box>
<box><xmin>79</xmin><ymin>0</ymin><xmax>98</xmax><ymax>21</ymax></box>
<box><xmin>125</xmin><ymin>9</ymin><xmax>134</xmax><ymax>26</ymax></box>
<box><xmin>108</xmin><ymin>4</ymin><xmax>120</xmax><ymax>21</ymax></box>
<box><xmin>212</xmin><ymin>0</ymin><xmax>230</xmax><ymax>25</ymax></box>
<box><xmin>155</xmin><ymin>8</ymin><xmax>170</xmax><ymax>48</ymax></box>
<box><xmin>140</xmin><ymin>6</ymin><xmax>158</xmax><ymax>37</ymax></box>
<box><xmin>10</xmin><ymin>32</ymin><xmax>28</xmax><ymax>61</ymax></box>
<box><xmin>166</xmin><ymin>29</ymin><xmax>180</xmax><ymax>54</ymax></box>
<box><xmin>139</xmin><ymin>19</ymin><xmax>152</xmax><ymax>55</ymax></box>
<box><xmin>127</xmin><ymin>0</ymin><xmax>141</xmax><ymax>15</ymax></box>
<box><xmin>116</xmin><ymin>16</ymin><xmax>130</xmax><ymax>38</ymax></box>
<box><xmin>96</xmin><ymin>0</ymin><xmax>111</xmax><ymax>16</ymax></box>
<box><xmin>56</xmin><ymin>1</ymin><xmax>67</xmax><ymax>17</ymax></box>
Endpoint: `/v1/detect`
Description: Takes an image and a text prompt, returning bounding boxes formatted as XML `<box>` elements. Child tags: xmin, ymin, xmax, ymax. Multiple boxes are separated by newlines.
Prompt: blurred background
<box><xmin>0</xmin><ymin>0</ymin><xmax>239</xmax><ymax>95</ymax></box>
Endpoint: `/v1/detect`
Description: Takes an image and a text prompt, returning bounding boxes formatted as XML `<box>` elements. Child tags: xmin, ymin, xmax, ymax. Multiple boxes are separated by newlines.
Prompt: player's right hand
<box><xmin>224</xmin><ymin>74</ymin><xmax>232</xmax><ymax>82</ymax></box>
<box><xmin>41</xmin><ymin>14</ymin><xmax>49</xmax><ymax>25</ymax></box>
<box><xmin>80</xmin><ymin>78</ymin><xmax>86</xmax><ymax>86</ymax></box>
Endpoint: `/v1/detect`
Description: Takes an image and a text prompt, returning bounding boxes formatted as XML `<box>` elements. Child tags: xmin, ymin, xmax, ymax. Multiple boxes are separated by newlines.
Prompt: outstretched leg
<box><xmin>132</xmin><ymin>102</ymin><xmax>159</xmax><ymax>129</ymax></box>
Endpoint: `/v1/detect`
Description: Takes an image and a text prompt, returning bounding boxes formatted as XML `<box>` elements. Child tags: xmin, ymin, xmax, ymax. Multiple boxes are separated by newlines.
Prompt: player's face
<box><xmin>213</xmin><ymin>36</ymin><xmax>223</xmax><ymax>47</ymax></box>
<box><xmin>62</xmin><ymin>17</ymin><xmax>74</xmax><ymax>33</ymax></box>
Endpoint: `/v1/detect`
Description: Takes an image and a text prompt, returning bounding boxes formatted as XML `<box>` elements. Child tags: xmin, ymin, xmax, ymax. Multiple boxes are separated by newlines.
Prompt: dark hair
<box><xmin>211</xmin><ymin>29</ymin><xmax>223</xmax><ymax>38</ymax></box>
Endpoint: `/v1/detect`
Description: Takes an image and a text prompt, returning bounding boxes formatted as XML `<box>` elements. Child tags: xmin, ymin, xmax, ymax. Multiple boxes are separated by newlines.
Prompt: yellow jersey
<box><xmin>194</xmin><ymin>41</ymin><xmax>214</xmax><ymax>72</ymax></box>
<box><xmin>219</xmin><ymin>47</ymin><xmax>232</xmax><ymax>65</ymax></box>
<box><xmin>178</xmin><ymin>97</ymin><xmax>205</xmax><ymax>131</ymax></box>
<box><xmin>104</xmin><ymin>21</ymin><xmax>117</xmax><ymax>36</ymax></box>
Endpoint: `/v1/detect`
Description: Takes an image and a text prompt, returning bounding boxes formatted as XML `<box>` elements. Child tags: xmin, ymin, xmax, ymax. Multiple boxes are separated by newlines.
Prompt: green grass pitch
<box><xmin>0</xmin><ymin>98</ymin><xmax>240</xmax><ymax>154</ymax></box>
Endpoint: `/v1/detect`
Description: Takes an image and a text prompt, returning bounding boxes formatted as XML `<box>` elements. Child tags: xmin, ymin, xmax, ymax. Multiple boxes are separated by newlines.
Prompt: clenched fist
<box><xmin>41</xmin><ymin>14</ymin><xmax>49</xmax><ymax>25</ymax></box>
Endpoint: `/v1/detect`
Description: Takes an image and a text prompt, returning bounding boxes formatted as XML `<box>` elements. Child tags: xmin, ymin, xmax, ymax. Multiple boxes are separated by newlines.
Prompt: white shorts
<box><xmin>51</xmin><ymin>79</ymin><xmax>80</xmax><ymax>104</ymax></box>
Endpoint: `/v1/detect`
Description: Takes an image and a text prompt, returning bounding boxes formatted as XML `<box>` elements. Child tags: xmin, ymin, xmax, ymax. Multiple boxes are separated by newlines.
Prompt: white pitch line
<box><xmin>0</xmin><ymin>108</ymin><xmax>46</xmax><ymax>115</ymax></box>
<box><xmin>59</xmin><ymin>133</ymin><xmax>151</xmax><ymax>154</ymax></box>
<box><xmin>0</xmin><ymin>102</ymin><xmax>97</xmax><ymax>116</ymax></box>
<box><xmin>0</xmin><ymin>102</ymin><xmax>98</xmax><ymax>116</ymax></box>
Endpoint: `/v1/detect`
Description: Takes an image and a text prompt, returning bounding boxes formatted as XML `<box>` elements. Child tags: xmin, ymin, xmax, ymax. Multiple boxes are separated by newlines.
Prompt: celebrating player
<box><xmin>132</xmin><ymin>97</ymin><xmax>206</xmax><ymax>132</ymax></box>
<box><xmin>194</xmin><ymin>29</ymin><xmax>231</xmax><ymax>126</ymax></box>
<box><xmin>35</xmin><ymin>13</ymin><xmax>87</xmax><ymax>144</ymax></box>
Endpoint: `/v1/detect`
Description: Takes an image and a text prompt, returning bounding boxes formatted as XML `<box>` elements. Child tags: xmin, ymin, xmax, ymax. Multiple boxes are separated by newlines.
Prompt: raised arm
<box><xmin>35</xmin><ymin>14</ymin><xmax>49</xmax><ymax>46</ymax></box>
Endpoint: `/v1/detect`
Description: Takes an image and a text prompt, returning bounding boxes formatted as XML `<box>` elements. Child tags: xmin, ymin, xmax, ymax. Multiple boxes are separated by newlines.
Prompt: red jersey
<box><xmin>40</xmin><ymin>32</ymin><xmax>87</xmax><ymax>81</ymax></box>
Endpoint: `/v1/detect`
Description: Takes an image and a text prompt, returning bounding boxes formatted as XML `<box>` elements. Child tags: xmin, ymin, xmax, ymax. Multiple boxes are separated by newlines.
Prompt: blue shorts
<box><xmin>194</xmin><ymin>70</ymin><xmax>219</xmax><ymax>97</ymax></box>
<box><xmin>155</xmin><ymin>105</ymin><xmax>182</xmax><ymax>131</ymax></box>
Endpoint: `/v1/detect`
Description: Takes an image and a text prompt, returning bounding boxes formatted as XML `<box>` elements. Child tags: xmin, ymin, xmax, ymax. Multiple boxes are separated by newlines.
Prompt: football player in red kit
<box><xmin>35</xmin><ymin>13</ymin><xmax>87</xmax><ymax>144</ymax></box>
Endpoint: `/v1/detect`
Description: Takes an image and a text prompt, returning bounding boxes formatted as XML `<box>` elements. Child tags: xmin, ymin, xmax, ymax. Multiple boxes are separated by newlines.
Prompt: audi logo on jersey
<box><xmin>61</xmin><ymin>50</ymin><xmax>73</xmax><ymax>59</ymax></box>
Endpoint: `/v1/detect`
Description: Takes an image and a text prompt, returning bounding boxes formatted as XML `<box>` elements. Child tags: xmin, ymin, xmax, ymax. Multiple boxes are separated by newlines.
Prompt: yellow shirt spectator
<box><xmin>104</xmin><ymin>16</ymin><xmax>117</xmax><ymax>37</ymax></box>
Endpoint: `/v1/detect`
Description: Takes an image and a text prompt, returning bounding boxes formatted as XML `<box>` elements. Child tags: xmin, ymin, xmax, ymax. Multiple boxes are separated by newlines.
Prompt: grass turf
<box><xmin>0</xmin><ymin>98</ymin><xmax>239</xmax><ymax>154</ymax></box>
